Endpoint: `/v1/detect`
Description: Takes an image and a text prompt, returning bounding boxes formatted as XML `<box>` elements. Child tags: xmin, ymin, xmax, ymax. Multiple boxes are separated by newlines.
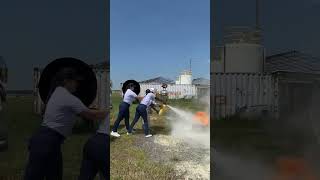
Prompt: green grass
<box><xmin>1</xmin><ymin>94</ymin><xmax>201</xmax><ymax>179</ymax></box>
<box><xmin>110</xmin><ymin>93</ymin><xmax>198</xmax><ymax>180</ymax></box>
<box><xmin>0</xmin><ymin>96</ymin><xmax>101</xmax><ymax>179</ymax></box>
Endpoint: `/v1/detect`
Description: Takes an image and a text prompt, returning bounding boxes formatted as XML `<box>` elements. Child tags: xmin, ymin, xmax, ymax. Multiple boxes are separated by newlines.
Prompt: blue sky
<box><xmin>1</xmin><ymin>0</ymin><xmax>106</xmax><ymax>90</ymax></box>
<box><xmin>214</xmin><ymin>0</ymin><xmax>320</xmax><ymax>56</ymax></box>
<box><xmin>110</xmin><ymin>0</ymin><xmax>210</xmax><ymax>89</ymax></box>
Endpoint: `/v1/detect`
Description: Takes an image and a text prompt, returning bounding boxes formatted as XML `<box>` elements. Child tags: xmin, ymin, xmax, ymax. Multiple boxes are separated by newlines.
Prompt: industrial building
<box><xmin>134</xmin><ymin>70</ymin><xmax>210</xmax><ymax>99</ymax></box>
<box><xmin>212</xmin><ymin>26</ymin><xmax>320</xmax><ymax>121</ymax></box>
<box><xmin>211</xmin><ymin>0</ymin><xmax>320</xmax><ymax>121</ymax></box>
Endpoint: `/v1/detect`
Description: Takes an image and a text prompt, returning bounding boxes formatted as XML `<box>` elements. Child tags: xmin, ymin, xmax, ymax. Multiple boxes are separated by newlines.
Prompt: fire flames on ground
<box><xmin>193</xmin><ymin>111</ymin><xmax>209</xmax><ymax>126</ymax></box>
<box><xmin>274</xmin><ymin>156</ymin><xmax>317</xmax><ymax>180</ymax></box>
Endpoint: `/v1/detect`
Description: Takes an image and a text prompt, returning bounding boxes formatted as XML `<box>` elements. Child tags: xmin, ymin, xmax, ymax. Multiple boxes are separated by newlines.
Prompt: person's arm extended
<box><xmin>79</xmin><ymin>109</ymin><xmax>108</xmax><ymax>121</ymax></box>
<box><xmin>136</xmin><ymin>96</ymin><xmax>143</xmax><ymax>101</ymax></box>
<box><xmin>151</xmin><ymin>105</ymin><xmax>159</xmax><ymax>114</ymax></box>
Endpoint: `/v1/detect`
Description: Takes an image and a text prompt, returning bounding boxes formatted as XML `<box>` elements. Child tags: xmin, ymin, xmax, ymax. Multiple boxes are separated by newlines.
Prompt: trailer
<box><xmin>212</xmin><ymin>72</ymin><xmax>320</xmax><ymax>121</ymax></box>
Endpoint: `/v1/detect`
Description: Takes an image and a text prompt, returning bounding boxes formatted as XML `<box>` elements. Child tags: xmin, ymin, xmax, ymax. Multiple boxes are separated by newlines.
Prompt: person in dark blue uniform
<box><xmin>78</xmin><ymin>114</ymin><xmax>109</xmax><ymax>180</ymax></box>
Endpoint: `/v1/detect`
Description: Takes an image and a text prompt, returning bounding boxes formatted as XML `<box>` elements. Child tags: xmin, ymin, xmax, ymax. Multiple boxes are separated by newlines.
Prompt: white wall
<box><xmin>139</xmin><ymin>83</ymin><xmax>197</xmax><ymax>99</ymax></box>
<box><xmin>212</xmin><ymin>73</ymin><xmax>276</xmax><ymax>119</ymax></box>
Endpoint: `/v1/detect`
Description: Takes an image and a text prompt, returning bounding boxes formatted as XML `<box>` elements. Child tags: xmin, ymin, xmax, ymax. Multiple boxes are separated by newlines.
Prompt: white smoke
<box><xmin>213</xmin><ymin>149</ymin><xmax>275</xmax><ymax>180</ymax></box>
<box><xmin>167</xmin><ymin>105</ymin><xmax>210</xmax><ymax>149</ymax></box>
<box><xmin>163</xmin><ymin>92</ymin><xmax>210</xmax><ymax>179</ymax></box>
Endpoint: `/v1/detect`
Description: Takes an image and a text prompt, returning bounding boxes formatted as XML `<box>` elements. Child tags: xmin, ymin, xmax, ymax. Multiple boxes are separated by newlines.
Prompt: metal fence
<box><xmin>212</xmin><ymin>72</ymin><xmax>320</xmax><ymax>121</ymax></box>
<box><xmin>212</xmin><ymin>73</ymin><xmax>276</xmax><ymax>119</ymax></box>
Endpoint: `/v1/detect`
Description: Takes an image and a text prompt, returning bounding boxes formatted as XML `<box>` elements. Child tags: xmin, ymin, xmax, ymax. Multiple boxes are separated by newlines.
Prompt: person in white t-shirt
<box><xmin>128</xmin><ymin>88</ymin><xmax>163</xmax><ymax>138</ymax></box>
<box><xmin>24</xmin><ymin>68</ymin><xmax>108</xmax><ymax>180</ymax></box>
<box><xmin>111</xmin><ymin>83</ymin><xmax>142</xmax><ymax>137</ymax></box>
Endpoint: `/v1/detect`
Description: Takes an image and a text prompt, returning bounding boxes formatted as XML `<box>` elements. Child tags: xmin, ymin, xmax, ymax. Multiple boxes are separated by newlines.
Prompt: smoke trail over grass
<box><xmin>166</xmin><ymin>89</ymin><xmax>210</xmax><ymax>147</ymax></box>
<box><xmin>166</xmin><ymin>105</ymin><xmax>210</xmax><ymax>149</ymax></box>
<box><xmin>159</xmin><ymin>91</ymin><xmax>210</xmax><ymax>178</ymax></box>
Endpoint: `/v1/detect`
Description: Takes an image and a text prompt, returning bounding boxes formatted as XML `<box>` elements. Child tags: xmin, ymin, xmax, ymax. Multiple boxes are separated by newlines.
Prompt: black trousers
<box><xmin>78</xmin><ymin>133</ymin><xmax>109</xmax><ymax>180</ymax></box>
<box><xmin>24</xmin><ymin>126</ymin><xmax>65</xmax><ymax>180</ymax></box>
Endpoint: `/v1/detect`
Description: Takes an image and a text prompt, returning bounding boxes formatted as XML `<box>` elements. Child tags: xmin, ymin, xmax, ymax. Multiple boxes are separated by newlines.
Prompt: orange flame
<box><xmin>274</xmin><ymin>156</ymin><xmax>317</xmax><ymax>180</ymax></box>
<box><xmin>193</xmin><ymin>111</ymin><xmax>209</xmax><ymax>126</ymax></box>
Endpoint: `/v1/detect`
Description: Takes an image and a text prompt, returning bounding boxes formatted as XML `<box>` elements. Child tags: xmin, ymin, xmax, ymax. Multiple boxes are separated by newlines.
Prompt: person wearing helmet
<box><xmin>128</xmin><ymin>88</ymin><xmax>162</xmax><ymax>138</ymax></box>
<box><xmin>130</xmin><ymin>89</ymin><xmax>158</xmax><ymax>133</ymax></box>
<box><xmin>111</xmin><ymin>83</ymin><xmax>142</xmax><ymax>137</ymax></box>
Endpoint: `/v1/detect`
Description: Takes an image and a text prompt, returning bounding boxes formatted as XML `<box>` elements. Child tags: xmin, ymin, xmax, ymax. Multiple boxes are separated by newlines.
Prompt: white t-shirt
<box><xmin>141</xmin><ymin>93</ymin><xmax>156</xmax><ymax>107</ymax></box>
<box><xmin>42</xmin><ymin>86</ymin><xmax>89</xmax><ymax>137</ymax></box>
<box><xmin>123</xmin><ymin>89</ymin><xmax>137</xmax><ymax>105</ymax></box>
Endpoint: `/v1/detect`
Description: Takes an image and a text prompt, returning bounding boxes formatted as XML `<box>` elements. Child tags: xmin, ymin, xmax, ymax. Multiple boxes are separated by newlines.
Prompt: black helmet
<box><xmin>145</xmin><ymin>89</ymin><xmax>151</xmax><ymax>95</ymax></box>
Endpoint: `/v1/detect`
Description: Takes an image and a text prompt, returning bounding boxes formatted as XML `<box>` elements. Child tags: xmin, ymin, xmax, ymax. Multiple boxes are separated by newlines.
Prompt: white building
<box><xmin>213</xmin><ymin>26</ymin><xmax>265</xmax><ymax>73</ymax></box>
<box><xmin>137</xmin><ymin>76</ymin><xmax>197</xmax><ymax>99</ymax></box>
<box><xmin>175</xmin><ymin>70</ymin><xmax>192</xmax><ymax>85</ymax></box>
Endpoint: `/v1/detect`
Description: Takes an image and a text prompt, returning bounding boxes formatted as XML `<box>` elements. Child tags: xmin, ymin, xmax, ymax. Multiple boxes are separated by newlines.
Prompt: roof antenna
<box><xmin>256</xmin><ymin>0</ymin><xmax>260</xmax><ymax>29</ymax></box>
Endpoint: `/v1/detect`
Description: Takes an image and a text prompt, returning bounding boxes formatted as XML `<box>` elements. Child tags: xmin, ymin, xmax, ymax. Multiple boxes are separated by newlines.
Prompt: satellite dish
<box><xmin>38</xmin><ymin>57</ymin><xmax>97</xmax><ymax>106</ymax></box>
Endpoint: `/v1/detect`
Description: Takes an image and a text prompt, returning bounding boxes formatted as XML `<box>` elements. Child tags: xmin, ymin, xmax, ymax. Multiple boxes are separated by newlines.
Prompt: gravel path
<box><xmin>135</xmin><ymin>134</ymin><xmax>210</xmax><ymax>179</ymax></box>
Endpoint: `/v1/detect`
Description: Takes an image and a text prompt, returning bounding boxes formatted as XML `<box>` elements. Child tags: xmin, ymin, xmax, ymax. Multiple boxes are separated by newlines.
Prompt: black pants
<box><xmin>24</xmin><ymin>126</ymin><xmax>65</xmax><ymax>180</ymax></box>
<box><xmin>129</xmin><ymin>104</ymin><xmax>150</xmax><ymax>135</ymax></box>
<box><xmin>112</xmin><ymin>102</ymin><xmax>130</xmax><ymax>132</ymax></box>
<box><xmin>78</xmin><ymin>133</ymin><xmax>109</xmax><ymax>180</ymax></box>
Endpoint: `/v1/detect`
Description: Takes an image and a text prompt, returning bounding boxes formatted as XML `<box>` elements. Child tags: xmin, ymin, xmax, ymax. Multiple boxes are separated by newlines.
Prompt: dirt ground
<box><xmin>135</xmin><ymin>133</ymin><xmax>210</xmax><ymax>179</ymax></box>
<box><xmin>110</xmin><ymin>94</ymin><xmax>210</xmax><ymax>179</ymax></box>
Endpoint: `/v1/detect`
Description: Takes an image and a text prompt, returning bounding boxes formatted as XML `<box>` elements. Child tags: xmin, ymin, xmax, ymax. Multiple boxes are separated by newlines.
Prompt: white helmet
<box><xmin>150</xmin><ymin>88</ymin><xmax>156</xmax><ymax>93</ymax></box>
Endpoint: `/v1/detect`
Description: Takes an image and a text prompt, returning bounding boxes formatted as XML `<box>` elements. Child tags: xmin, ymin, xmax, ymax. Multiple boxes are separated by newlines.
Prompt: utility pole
<box><xmin>256</xmin><ymin>0</ymin><xmax>260</xmax><ymax>29</ymax></box>
<box><xmin>188</xmin><ymin>58</ymin><xmax>208</xmax><ymax>73</ymax></box>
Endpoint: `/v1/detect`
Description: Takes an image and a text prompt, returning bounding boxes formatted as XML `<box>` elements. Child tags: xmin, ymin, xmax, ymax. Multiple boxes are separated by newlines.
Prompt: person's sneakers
<box><xmin>145</xmin><ymin>134</ymin><xmax>153</xmax><ymax>138</ymax></box>
<box><xmin>127</xmin><ymin>132</ymin><xmax>132</xmax><ymax>135</ymax></box>
<box><xmin>111</xmin><ymin>131</ymin><xmax>120</xmax><ymax>137</ymax></box>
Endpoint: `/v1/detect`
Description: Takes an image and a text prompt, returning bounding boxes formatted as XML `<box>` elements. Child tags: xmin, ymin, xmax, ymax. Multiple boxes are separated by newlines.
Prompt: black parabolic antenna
<box><xmin>38</xmin><ymin>57</ymin><xmax>97</xmax><ymax>106</ymax></box>
<box><xmin>121</xmin><ymin>80</ymin><xmax>140</xmax><ymax>95</ymax></box>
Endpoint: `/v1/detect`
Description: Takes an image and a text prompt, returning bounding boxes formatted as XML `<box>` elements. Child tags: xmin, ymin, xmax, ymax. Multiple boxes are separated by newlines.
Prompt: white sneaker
<box><xmin>111</xmin><ymin>131</ymin><xmax>120</xmax><ymax>137</ymax></box>
<box><xmin>145</xmin><ymin>134</ymin><xmax>153</xmax><ymax>138</ymax></box>
<box><xmin>127</xmin><ymin>132</ymin><xmax>132</xmax><ymax>135</ymax></box>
